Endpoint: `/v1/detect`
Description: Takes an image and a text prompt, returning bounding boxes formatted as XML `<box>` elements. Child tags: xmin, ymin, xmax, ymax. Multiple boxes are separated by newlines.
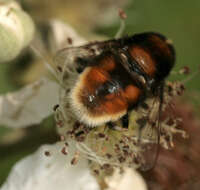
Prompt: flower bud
<box><xmin>0</xmin><ymin>0</ymin><xmax>35</xmax><ymax>63</ymax></box>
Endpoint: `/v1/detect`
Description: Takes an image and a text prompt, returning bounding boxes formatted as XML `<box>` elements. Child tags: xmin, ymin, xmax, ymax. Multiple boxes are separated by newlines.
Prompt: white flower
<box><xmin>0</xmin><ymin>142</ymin><xmax>146</xmax><ymax>190</ymax></box>
<box><xmin>105</xmin><ymin>168</ymin><xmax>147</xmax><ymax>190</ymax></box>
<box><xmin>0</xmin><ymin>143</ymin><xmax>100</xmax><ymax>190</ymax></box>
<box><xmin>0</xmin><ymin>18</ymin><xmax>147</xmax><ymax>190</ymax></box>
<box><xmin>0</xmin><ymin>77</ymin><xmax>59</xmax><ymax>128</ymax></box>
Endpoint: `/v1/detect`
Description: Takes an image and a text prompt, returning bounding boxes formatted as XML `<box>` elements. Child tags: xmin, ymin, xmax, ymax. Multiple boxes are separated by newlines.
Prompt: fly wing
<box><xmin>54</xmin><ymin>46</ymin><xmax>97</xmax><ymax>82</ymax></box>
<box><xmin>130</xmin><ymin>91</ymin><xmax>163</xmax><ymax>171</ymax></box>
<box><xmin>53</xmin><ymin>41</ymin><xmax>113</xmax><ymax>84</ymax></box>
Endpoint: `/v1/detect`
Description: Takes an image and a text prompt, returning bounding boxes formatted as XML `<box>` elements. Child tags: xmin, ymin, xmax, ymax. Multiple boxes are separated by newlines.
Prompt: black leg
<box><xmin>121</xmin><ymin>113</ymin><xmax>129</xmax><ymax>128</ymax></box>
<box><xmin>107</xmin><ymin>122</ymin><xmax>116</xmax><ymax>130</ymax></box>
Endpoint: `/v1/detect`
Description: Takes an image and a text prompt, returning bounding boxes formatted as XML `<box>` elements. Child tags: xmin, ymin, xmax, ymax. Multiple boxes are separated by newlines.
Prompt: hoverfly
<box><xmin>54</xmin><ymin>32</ymin><xmax>175</xmax><ymax>170</ymax></box>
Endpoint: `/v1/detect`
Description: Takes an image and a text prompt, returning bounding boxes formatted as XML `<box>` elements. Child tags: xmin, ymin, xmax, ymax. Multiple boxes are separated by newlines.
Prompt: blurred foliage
<box><xmin>0</xmin><ymin>0</ymin><xmax>200</xmax><ymax>187</ymax></box>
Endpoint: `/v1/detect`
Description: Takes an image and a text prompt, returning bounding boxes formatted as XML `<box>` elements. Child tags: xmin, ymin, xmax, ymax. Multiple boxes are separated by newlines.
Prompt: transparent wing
<box><xmin>130</xmin><ymin>96</ymin><xmax>160</xmax><ymax>141</ymax></box>
<box><xmin>53</xmin><ymin>42</ymin><xmax>109</xmax><ymax>83</ymax></box>
<box><xmin>140</xmin><ymin>98</ymin><xmax>161</xmax><ymax>171</ymax></box>
<box><xmin>129</xmin><ymin>91</ymin><xmax>163</xmax><ymax>171</ymax></box>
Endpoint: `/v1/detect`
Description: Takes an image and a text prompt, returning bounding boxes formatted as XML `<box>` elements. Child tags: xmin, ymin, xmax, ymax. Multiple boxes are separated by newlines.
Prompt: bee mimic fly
<box><xmin>55</xmin><ymin>32</ymin><xmax>174</xmax><ymax>127</ymax></box>
<box><xmin>54</xmin><ymin>31</ymin><xmax>175</xmax><ymax>171</ymax></box>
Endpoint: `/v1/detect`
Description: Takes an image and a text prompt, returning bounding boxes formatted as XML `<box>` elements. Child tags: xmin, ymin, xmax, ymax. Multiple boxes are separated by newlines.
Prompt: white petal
<box><xmin>105</xmin><ymin>168</ymin><xmax>147</xmax><ymax>190</ymax></box>
<box><xmin>49</xmin><ymin>19</ymin><xmax>87</xmax><ymax>52</ymax></box>
<box><xmin>0</xmin><ymin>143</ymin><xmax>100</xmax><ymax>190</ymax></box>
<box><xmin>0</xmin><ymin>78</ymin><xmax>59</xmax><ymax>128</ymax></box>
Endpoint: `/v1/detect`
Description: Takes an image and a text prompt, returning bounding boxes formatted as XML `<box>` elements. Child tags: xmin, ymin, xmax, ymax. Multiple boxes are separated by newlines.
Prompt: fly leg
<box><xmin>107</xmin><ymin>113</ymin><xmax>129</xmax><ymax>131</ymax></box>
<box><xmin>121</xmin><ymin>113</ymin><xmax>129</xmax><ymax>128</ymax></box>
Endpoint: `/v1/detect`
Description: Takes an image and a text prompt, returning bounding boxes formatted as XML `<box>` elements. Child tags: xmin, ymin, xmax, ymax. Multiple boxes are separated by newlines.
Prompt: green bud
<box><xmin>0</xmin><ymin>0</ymin><xmax>35</xmax><ymax>63</ymax></box>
